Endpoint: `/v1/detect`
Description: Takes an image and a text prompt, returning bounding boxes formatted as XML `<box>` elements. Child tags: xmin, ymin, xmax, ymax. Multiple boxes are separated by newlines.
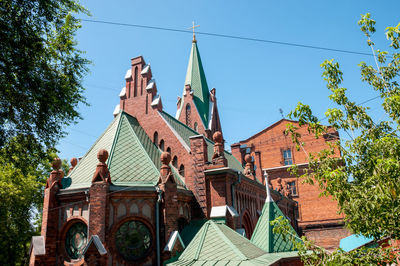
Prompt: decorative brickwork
<box><xmin>31</xmin><ymin>41</ymin><xmax>300</xmax><ymax>265</ymax></box>
<box><xmin>232</xmin><ymin>119</ymin><xmax>349</xmax><ymax>250</ymax></box>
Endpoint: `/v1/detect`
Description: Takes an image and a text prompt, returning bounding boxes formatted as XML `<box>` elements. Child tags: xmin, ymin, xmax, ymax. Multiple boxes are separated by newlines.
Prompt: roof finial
<box><xmin>263</xmin><ymin>170</ymin><xmax>274</xmax><ymax>202</ymax></box>
<box><xmin>189</xmin><ymin>21</ymin><xmax>200</xmax><ymax>43</ymax></box>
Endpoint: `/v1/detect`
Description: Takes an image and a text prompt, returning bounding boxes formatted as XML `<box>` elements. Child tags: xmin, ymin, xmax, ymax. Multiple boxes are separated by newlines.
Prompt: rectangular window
<box><xmin>283</xmin><ymin>149</ymin><xmax>293</xmax><ymax>165</ymax></box>
<box><xmin>287</xmin><ymin>181</ymin><xmax>297</xmax><ymax>196</ymax></box>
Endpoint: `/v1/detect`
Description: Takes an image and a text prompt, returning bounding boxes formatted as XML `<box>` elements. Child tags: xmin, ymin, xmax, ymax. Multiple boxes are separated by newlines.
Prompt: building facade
<box><xmin>231</xmin><ymin>119</ymin><xmax>351</xmax><ymax>251</ymax></box>
<box><xmin>29</xmin><ymin>37</ymin><xmax>299</xmax><ymax>265</ymax></box>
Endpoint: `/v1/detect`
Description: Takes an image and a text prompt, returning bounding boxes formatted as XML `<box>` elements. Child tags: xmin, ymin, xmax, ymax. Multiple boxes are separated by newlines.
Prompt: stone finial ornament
<box><xmin>68</xmin><ymin>157</ymin><xmax>78</xmax><ymax>175</ymax></box>
<box><xmin>212</xmin><ymin>131</ymin><xmax>223</xmax><ymax>159</ymax></box>
<box><xmin>70</xmin><ymin>157</ymin><xmax>78</xmax><ymax>167</ymax></box>
<box><xmin>284</xmin><ymin>181</ymin><xmax>292</xmax><ymax>198</ymax></box>
<box><xmin>276</xmin><ymin>178</ymin><xmax>284</xmax><ymax>194</ymax></box>
<box><xmin>46</xmin><ymin>157</ymin><xmax>64</xmax><ymax>189</ymax></box>
<box><xmin>158</xmin><ymin>151</ymin><xmax>174</xmax><ymax>185</ymax></box>
<box><xmin>243</xmin><ymin>154</ymin><xmax>254</xmax><ymax>177</ymax></box>
<box><xmin>211</xmin><ymin>131</ymin><xmax>227</xmax><ymax>167</ymax></box>
<box><xmin>161</xmin><ymin>151</ymin><xmax>171</xmax><ymax>166</ymax></box>
<box><xmin>92</xmin><ymin>149</ymin><xmax>111</xmax><ymax>184</ymax></box>
<box><xmin>97</xmin><ymin>149</ymin><xmax>109</xmax><ymax>163</ymax></box>
<box><xmin>52</xmin><ymin>157</ymin><xmax>61</xmax><ymax>171</ymax></box>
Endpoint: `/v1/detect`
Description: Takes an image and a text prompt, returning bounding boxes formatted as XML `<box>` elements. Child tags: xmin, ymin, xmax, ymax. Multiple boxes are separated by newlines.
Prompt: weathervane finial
<box><xmin>189</xmin><ymin>21</ymin><xmax>200</xmax><ymax>43</ymax></box>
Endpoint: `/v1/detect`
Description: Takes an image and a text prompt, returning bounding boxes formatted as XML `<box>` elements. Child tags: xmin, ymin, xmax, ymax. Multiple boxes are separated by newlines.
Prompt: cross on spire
<box><xmin>189</xmin><ymin>21</ymin><xmax>200</xmax><ymax>43</ymax></box>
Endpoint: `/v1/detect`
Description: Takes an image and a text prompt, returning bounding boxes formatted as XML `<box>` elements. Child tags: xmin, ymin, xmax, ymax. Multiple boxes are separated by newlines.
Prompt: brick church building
<box><xmin>231</xmin><ymin>119</ymin><xmax>350</xmax><ymax>251</ymax></box>
<box><xmin>29</xmin><ymin>35</ymin><xmax>302</xmax><ymax>265</ymax></box>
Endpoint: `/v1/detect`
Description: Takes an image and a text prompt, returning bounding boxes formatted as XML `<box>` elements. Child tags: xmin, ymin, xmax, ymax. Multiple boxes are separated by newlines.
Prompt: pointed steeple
<box><xmin>250</xmin><ymin>171</ymin><xmax>299</xmax><ymax>253</ymax></box>
<box><xmin>177</xmin><ymin>40</ymin><xmax>210</xmax><ymax>128</ymax></box>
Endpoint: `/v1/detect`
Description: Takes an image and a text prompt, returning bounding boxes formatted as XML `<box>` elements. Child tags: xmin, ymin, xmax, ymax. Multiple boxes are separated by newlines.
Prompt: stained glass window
<box><xmin>65</xmin><ymin>222</ymin><xmax>88</xmax><ymax>259</ymax></box>
<box><xmin>115</xmin><ymin>220</ymin><xmax>152</xmax><ymax>261</ymax></box>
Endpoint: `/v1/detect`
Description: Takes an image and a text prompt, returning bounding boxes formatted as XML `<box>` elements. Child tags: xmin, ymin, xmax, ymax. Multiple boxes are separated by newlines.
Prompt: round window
<box><xmin>65</xmin><ymin>222</ymin><xmax>88</xmax><ymax>259</ymax></box>
<box><xmin>115</xmin><ymin>220</ymin><xmax>152</xmax><ymax>261</ymax></box>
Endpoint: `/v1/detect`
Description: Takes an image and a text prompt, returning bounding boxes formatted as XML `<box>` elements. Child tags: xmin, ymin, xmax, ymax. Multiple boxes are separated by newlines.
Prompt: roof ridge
<box><xmin>106</xmin><ymin>112</ymin><xmax>124</xmax><ymax>169</ymax></box>
<box><xmin>210</xmin><ymin>221</ymin><xmax>248</xmax><ymax>260</ymax></box>
<box><xmin>67</xmin><ymin>112</ymin><xmax>121</xmax><ymax>177</ymax></box>
<box><xmin>122</xmin><ymin>113</ymin><xmax>160</xmax><ymax>176</ymax></box>
<box><xmin>240</xmin><ymin>119</ymin><xmax>298</xmax><ymax>143</ymax></box>
<box><xmin>194</xmin><ymin>221</ymin><xmax>209</xmax><ymax>260</ymax></box>
<box><xmin>162</xmin><ymin>110</ymin><xmax>199</xmax><ymax>135</ymax></box>
<box><xmin>251</xmin><ymin>200</ymin><xmax>298</xmax><ymax>253</ymax></box>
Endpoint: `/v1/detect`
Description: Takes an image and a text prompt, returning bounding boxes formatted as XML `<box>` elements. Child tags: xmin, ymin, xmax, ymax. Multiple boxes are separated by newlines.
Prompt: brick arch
<box><xmin>240</xmin><ymin>209</ymin><xmax>254</xmax><ymax>239</ymax></box>
<box><xmin>108</xmin><ymin>215</ymin><xmax>155</xmax><ymax>265</ymax></box>
<box><xmin>59</xmin><ymin>217</ymin><xmax>88</xmax><ymax>264</ymax></box>
<box><xmin>159</xmin><ymin>139</ymin><xmax>165</xmax><ymax>151</ymax></box>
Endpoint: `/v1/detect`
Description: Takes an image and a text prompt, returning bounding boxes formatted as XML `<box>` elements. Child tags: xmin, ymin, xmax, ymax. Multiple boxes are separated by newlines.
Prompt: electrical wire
<box><xmin>80</xmin><ymin>18</ymin><xmax>389</xmax><ymax>58</ymax></box>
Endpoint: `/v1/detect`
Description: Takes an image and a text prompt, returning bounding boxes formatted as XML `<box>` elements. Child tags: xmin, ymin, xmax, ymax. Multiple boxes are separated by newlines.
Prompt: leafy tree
<box><xmin>0</xmin><ymin>0</ymin><xmax>89</xmax><ymax>150</ymax></box>
<box><xmin>278</xmin><ymin>13</ymin><xmax>400</xmax><ymax>265</ymax></box>
<box><xmin>0</xmin><ymin>0</ymin><xmax>89</xmax><ymax>264</ymax></box>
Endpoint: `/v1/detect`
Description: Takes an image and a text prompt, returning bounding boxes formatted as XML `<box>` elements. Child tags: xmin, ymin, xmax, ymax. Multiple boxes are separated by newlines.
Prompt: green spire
<box><xmin>181</xmin><ymin>41</ymin><xmax>210</xmax><ymax>127</ymax></box>
<box><xmin>250</xmin><ymin>198</ymin><xmax>299</xmax><ymax>253</ymax></box>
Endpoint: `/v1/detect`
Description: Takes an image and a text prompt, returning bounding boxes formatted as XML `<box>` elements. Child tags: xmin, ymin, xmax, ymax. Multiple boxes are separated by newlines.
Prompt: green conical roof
<box><xmin>250</xmin><ymin>196</ymin><xmax>299</xmax><ymax>253</ymax></box>
<box><xmin>168</xmin><ymin>220</ymin><xmax>299</xmax><ymax>265</ymax></box>
<box><xmin>63</xmin><ymin>111</ymin><xmax>186</xmax><ymax>189</ymax></box>
<box><xmin>178</xmin><ymin>41</ymin><xmax>210</xmax><ymax>128</ymax></box>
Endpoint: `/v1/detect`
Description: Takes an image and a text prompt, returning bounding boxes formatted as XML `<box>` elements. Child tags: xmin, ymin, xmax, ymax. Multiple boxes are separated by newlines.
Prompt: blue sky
<box><xmin>58</xmin><ymin>0</ymin><xmax>400</xmax><ymax>160</ymax></box>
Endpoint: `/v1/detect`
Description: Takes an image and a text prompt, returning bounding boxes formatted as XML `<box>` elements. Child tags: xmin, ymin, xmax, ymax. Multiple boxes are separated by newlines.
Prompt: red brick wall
<box><xmin>236</xmin><ymin>119</ymin><xmax>340</xmax><ymax>168</ymax></box>
<box><xmin>232</xmin><ymin>119</ymin><xmax>347</xmax><ymax>249</ymax></box>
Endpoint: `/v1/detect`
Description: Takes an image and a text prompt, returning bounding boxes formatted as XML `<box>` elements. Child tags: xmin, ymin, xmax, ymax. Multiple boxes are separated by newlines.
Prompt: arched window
<box><xmin>159</xmin><ymin>139</ymin><xmax>164</xmax><ymax>151</ymax></box>
<box><xmin>179</xmin><ymin>164</ymin><xmax>185</xmax><ymax>177</ymax></box>
<box><xmin>172</xmin><ymin>156</ymin><xmax>178</xmax><ymax>168</ymax></box>
<box><xmin>153</xmin><ymin>132</ymin><xmax>158</xmax><ymax>147</ymax></box>
<box><xmin>166</xmin><ymin>147</ymin><xmax>171</xmax><ymax>154</ymax></box>
<box><xmin>65</xmin><ymin>221</ymin><xmax>88</xmax><ymax>259</ymax></box>
<box><xmin>134</xmin><ymin>67</ymin><xmax>138</xmax><ymax>97</ymax></box>
<box><xmin>115</xmin><ymin>219</ymin><xmax>152</xmax><ymax>261</ymax></box>
<box><xmin>185</xmin><ymin>104</ymin><xmax>191</xmax><ymax>127</ymax></box>
<box><xmin>194</xmin><ymin>122</ymin><xmax>198</xmax><ymax>132</ymax></box>
<box><xmin>146</xmin><ymin>94</ymin><xmax>148</xmax><ymax>114</ymax></box>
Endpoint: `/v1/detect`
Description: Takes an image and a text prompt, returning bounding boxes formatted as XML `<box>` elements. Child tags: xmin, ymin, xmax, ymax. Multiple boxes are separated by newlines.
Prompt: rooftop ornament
<box><xmin>92</xmin><ymin>149</ymin><xmax>111</xmax><ymax>184</ymax></box>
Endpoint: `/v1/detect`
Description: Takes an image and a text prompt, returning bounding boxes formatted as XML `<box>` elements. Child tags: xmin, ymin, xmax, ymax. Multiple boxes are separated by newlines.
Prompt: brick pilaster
<box><xmin>189</xmin><ymin>135</ymin><xmax>208</xmax><ymax>216</ymax></box>
<box><xmin>38</xmin><ymin>158</ymin><xmax>64</xmax><ymax>264</ymax></box>
<box><xmin>88</xmin><ymin>182</ymin><xmax>109</xmax><ymax>243</ymax></box>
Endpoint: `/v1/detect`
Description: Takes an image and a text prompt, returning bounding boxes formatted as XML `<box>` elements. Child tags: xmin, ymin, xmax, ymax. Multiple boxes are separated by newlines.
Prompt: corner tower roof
<box><xmin>177</xmin><ymin>40</ymin><xmax>210</xmax><ymax>128</ymax></box>
<box><xmin>250</xmin><ymin>181</ymin><xmax>299</xmax><ymax>253</ymax></box>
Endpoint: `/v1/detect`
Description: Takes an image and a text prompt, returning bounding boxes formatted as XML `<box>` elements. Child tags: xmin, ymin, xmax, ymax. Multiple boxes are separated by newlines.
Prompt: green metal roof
<box><xmin>167</xmin><ymin>220</ymin><xmax>298</xmax><ymax>266</ymax></box>
<box><xmin>180</xmin><ymin>219</ymin><xmax>208</xmax><ymax>247</ymax></box>
<box><xmin>64</xmin><ymin>111</ymin><xmax>186</xmax><ymax>190</ymax></box>
<box><xmin>160</xmin><ymin>111</ymin><xmax>243</xmax><ymax>172</ymax></box>
<box><xmin>250</xmin><ymin>199</ymin><xmax>299</xmax><ymax>253</ymax></box>
<box><xmin>177</xmin><ymin>41</ymin><xmax>210</xmax><ymax>128</ymax></box>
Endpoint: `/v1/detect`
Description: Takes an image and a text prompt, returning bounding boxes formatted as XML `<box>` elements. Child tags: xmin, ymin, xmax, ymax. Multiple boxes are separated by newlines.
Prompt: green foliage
<box><xmin>284</xmin><ymin>13</ymin><xmax>400</xmax><ymax>264</ymax></box>
<box><xmin>0</xmin><ymin>0</ymin><xmax>89</xmax><ymax>151</ymax></box>
<box><xmin>272</xmin><ymin>216</ymin><xmax>396</xmax><ymax>265</ymax></box>
<box><xmin>0</xmin><ymin>0</ymin><xmax>88</xmax><ymax>264</ymax></box>
<box><xmin>0</xmin><ymin>136</ymin><xmax>52</xmax><ymax>264</ymax></box>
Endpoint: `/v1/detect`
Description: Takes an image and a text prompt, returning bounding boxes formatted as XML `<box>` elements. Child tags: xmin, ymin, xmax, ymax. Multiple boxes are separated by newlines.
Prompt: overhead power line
<box><xmin>81</xmin><ymin>18</ymin><xmax>383</xmax><ymax>58</ymax></box>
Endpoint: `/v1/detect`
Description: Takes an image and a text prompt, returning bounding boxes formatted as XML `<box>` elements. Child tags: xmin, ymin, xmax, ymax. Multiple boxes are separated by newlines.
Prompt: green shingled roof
<box><xmin>250</xmin><ymin>199</ymin><xmax>299</xmax><ymax>253</ymax></box>
<box><xmin>64</xmin><ymin>111</ymin><xmax>186</xmax><ymax>190</ymax></box>
<box><xmin>160</xmin><ymin>111</ymin><xmax>243</xmax><ymax>172</ymax></box>
<box><xmin>177</xmin><ymin>41</ymin><xmax>210</xmax><ymax>128</ymax></box>
<box><xmin>167</xmin><ymin>220</ymin><xmax>298</xmax><ymax>266</ymax></box>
